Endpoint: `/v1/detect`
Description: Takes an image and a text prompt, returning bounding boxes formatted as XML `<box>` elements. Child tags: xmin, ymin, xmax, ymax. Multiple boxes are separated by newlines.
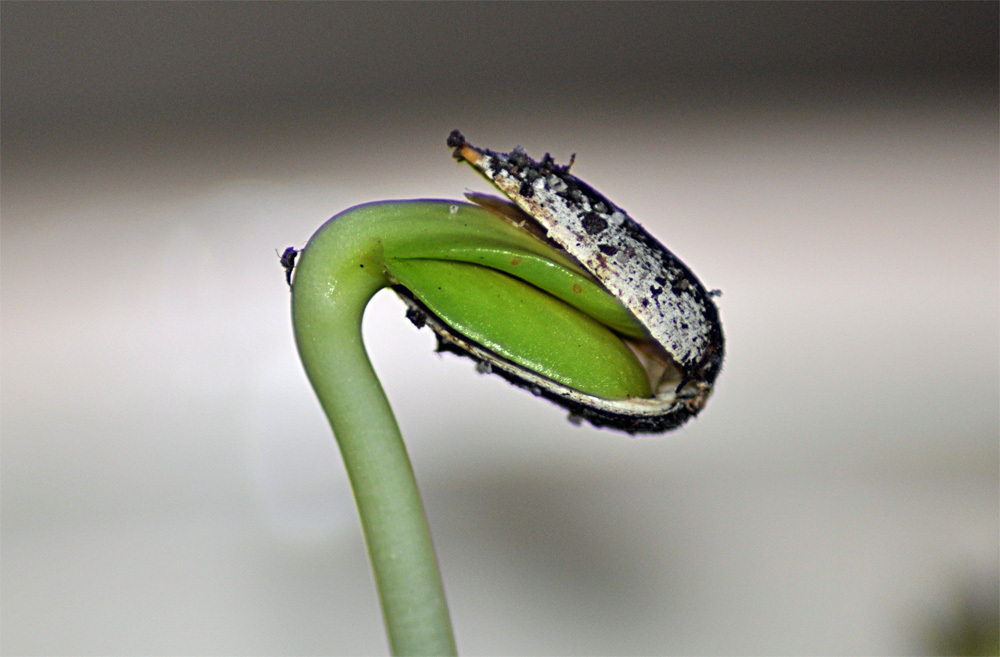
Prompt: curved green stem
<box><xmin>292</xmin><ymin>199</ymin><xmax>650</xmax><ymax>654</ymax></box>
<box><xmin>292</xmin><ymin>202</ymin><xmax>458</xmax><ymax>655</ymax></box>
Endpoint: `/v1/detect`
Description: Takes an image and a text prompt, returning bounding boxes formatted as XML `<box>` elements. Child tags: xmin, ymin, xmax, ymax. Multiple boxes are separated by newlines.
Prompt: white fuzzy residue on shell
<box><xmin>471</xmin><ymin>151</ymin><xmax>714</xmax><ymax>369</ymax></box>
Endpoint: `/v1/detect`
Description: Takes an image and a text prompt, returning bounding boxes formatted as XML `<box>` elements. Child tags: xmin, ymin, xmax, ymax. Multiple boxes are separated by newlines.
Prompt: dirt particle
<box><xmin>581</xmin><ymin>213</ymin><xmax>608</xmax><ymax>235</ymax></box>
<box><xmin>405</xmin><ymin>308</ymin><xmax>427</xmax><ymax>329</ymax></box>
<box><xmin>278</xmin><ymin>247</ymin><xmax>299</xmax><ymax>287</ymax></box>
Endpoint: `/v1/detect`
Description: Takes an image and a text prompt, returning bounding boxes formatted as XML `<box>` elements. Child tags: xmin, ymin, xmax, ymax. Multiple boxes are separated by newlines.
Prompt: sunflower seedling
<box><xmin>289</xmin><ymin>131</ymin><xmax>724</xmax><ymax>654</ymax></box>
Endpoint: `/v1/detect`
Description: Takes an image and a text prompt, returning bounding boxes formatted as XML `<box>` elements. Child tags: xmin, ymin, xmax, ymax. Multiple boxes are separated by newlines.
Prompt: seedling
<box><xmin>290</xmin><ymin>132</ymin><xmax>724</xmax><ymax>654</ymax></box>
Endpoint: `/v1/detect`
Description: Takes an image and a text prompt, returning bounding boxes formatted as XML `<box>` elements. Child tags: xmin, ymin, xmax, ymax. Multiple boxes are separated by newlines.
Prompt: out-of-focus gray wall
<box><xmin>3</xmin><ymin>3</ymin><xmax>997</xmax><ymax>655</ymax></box>
<box><xmin>4</xmin><ymin>2</ymin><xmax>996</xmax><ymax>156</ymax></box>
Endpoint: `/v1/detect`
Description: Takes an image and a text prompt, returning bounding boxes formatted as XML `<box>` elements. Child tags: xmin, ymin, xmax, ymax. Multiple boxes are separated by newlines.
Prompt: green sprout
<box><xmin>289</xmin><ymin>133</ymin><xmax>724</xmax><ymax>654</ymax></box>
<box><xmin>291</xmin><ymin>200</ymin><xmax>648</xmax><ymax>654</ymax></box>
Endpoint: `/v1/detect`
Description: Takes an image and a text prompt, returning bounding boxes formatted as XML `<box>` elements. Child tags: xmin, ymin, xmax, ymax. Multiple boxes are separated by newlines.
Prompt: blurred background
<box><xmin>2</xmin><ymin>3</ymin><xmax>997</xmax><ymax>654</ymax></box>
